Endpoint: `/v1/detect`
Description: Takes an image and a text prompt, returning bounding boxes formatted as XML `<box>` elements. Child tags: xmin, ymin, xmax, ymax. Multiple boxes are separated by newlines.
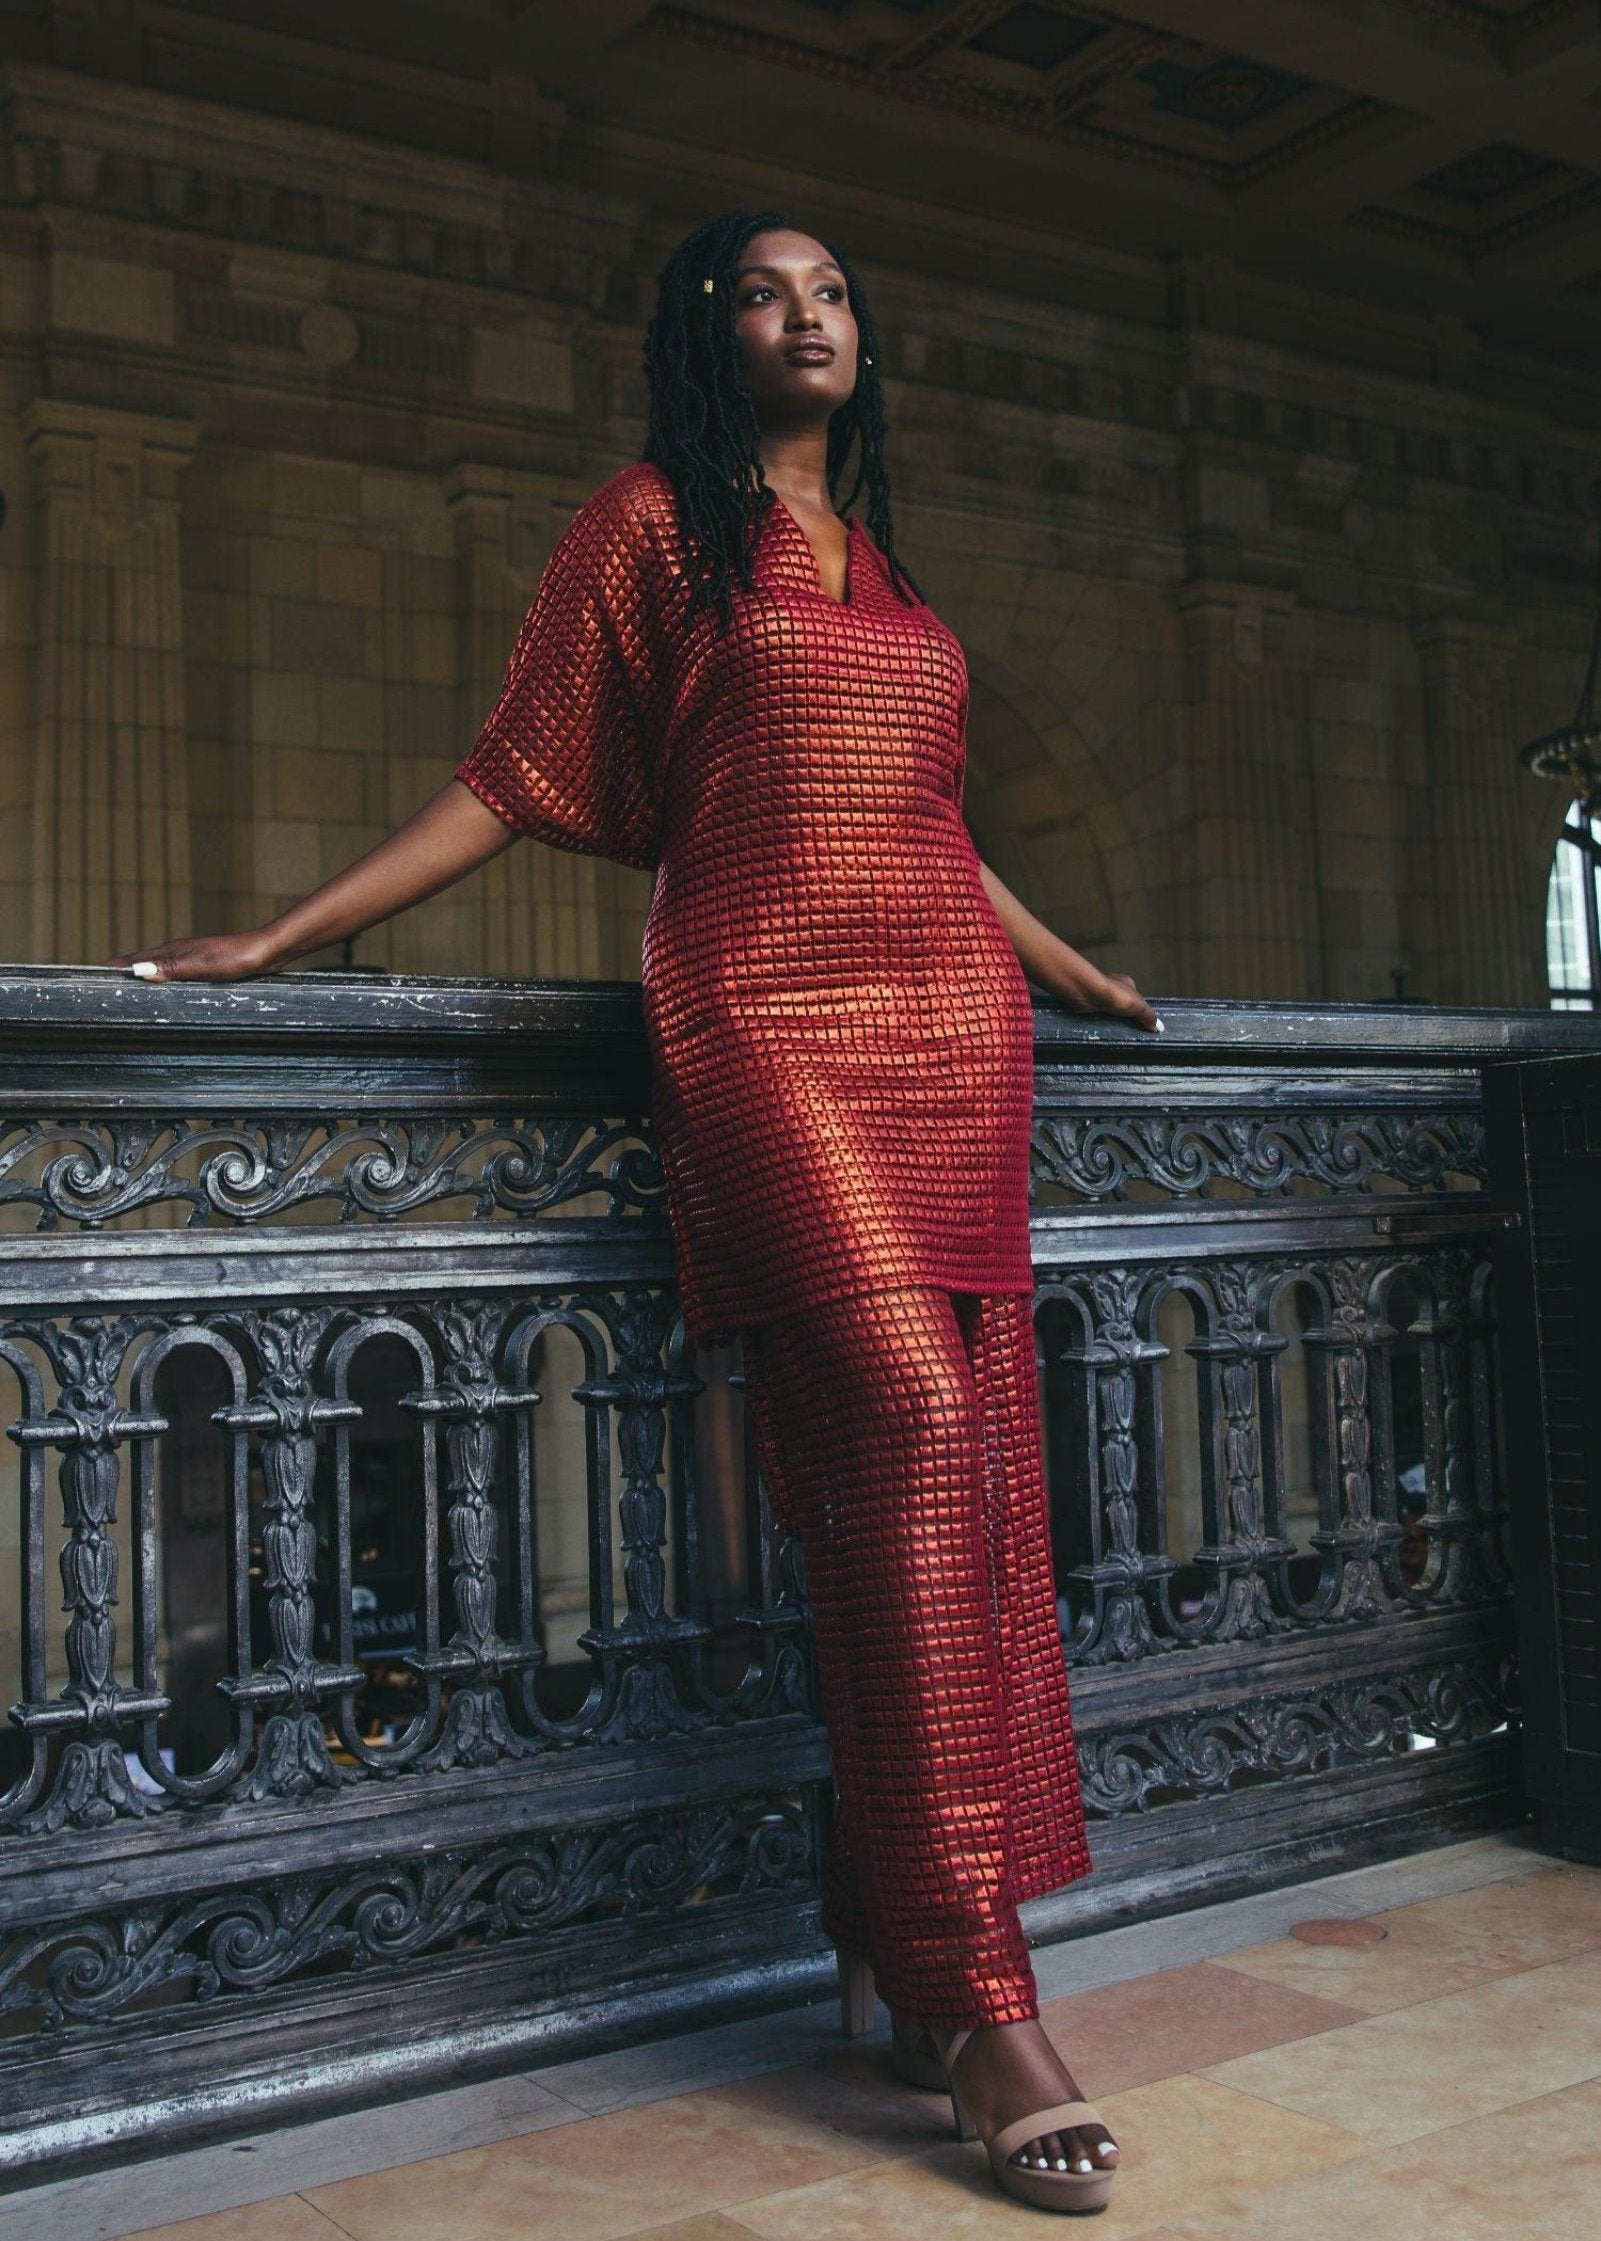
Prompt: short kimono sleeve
<box><xmin>453</xmin><ymin>471</ymin><xmax>680</xmax><ymax>872</ymax></box>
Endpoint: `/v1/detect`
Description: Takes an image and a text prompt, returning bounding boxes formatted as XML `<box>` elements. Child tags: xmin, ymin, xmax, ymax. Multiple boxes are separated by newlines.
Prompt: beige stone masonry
<box><xmin>0</xmin><ymin>50</ymin><xmax>1595</xmax><ymax>1002</ymax></box>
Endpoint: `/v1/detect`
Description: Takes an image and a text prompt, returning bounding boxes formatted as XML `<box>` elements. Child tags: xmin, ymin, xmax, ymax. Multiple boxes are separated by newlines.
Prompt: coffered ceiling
<box><xmin>4</xmin><ymin>1</ymin><xmax>1599</xmax><ymax>359</ymax></box>
<box><xmin>515</xmin><ymin>0</ymin><xmax>1601</xmax><ymax>349</ymax></box>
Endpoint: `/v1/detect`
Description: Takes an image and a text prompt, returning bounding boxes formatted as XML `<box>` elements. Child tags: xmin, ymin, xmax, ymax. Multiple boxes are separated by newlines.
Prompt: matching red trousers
<box><xmin>741</xmin><ymin>1285</ymin><xmax>1094</xmax><ymax>2029</ymax></box>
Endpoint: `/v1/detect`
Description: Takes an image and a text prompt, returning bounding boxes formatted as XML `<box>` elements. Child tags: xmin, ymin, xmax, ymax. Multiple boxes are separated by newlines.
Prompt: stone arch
<box><xmin>962</xmin><ymin>653</ymin><xmax>1146</xmax><ymax>958</ymax></box>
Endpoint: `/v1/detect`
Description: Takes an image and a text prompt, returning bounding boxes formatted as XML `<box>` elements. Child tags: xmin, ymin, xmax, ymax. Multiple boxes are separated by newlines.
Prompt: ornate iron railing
<box><xmin>0</xmin><ymin>968</ymin><xmax>1593</xmax><ymax>2175</ymax></box>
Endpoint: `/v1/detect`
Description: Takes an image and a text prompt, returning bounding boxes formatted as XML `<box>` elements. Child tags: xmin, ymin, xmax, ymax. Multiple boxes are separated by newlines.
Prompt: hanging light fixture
<box><xmin>1519</xmin><ymin>524</ymin><xmax>1601</xmax><ymax>1007</ymax></box>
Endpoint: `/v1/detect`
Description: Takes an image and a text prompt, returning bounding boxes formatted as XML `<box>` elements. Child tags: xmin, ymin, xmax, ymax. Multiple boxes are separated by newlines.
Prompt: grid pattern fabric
<box><xmin>453</xmin><ymin>462</ymin><xmax>1037</xmax><ymax>1348</ymax></box>
<box><xmin>742</xmin><ymin>1285</ymin><xmax>1093</xmax><ymax>2027</ymax></box>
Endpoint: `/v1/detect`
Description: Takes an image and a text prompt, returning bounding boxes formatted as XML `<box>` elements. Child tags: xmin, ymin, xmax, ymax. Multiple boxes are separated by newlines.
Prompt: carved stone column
<box><xmin>1177</xmin><ymin>579</ymin><xmax>1315</xmax><ymax>999</ymax></box>
<box><xmin>1410</xmin><ymin>618</ymin><xmax>1541</xmax><ymax>1005</ymax></box>
<box><xmin>24</xmin><ymin>402</ymin><xmax>198</xmax><ymax>964</ymax></box>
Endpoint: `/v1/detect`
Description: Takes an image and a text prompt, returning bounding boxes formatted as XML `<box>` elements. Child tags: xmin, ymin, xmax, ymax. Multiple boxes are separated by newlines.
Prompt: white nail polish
<box><xmin>1154</xmin><ymin>1017</ymin><xmax>1166</xmax><ymax>1033</ymax></box>
<box><xmin>1076</xmin><ymin>2157</ymin><xmax>1093</xmax><ymax>2172</ymax></box>
<box><xmin>130</xmin><ymin>961</ymin><xmax>160</xmax><ymax>980</ymax></box>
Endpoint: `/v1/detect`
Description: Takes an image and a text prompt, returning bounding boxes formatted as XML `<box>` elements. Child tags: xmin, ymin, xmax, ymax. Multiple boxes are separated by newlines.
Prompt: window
<box><xmin>1545</xmin><ymin>799</ymin><xmax>1601</xmax><ymax>1010</ymax></box>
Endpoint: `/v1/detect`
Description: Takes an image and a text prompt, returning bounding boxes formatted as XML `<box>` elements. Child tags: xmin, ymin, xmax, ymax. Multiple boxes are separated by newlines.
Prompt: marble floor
<box><xmin>11</xmin><ymin>1829</ymin><xmax>1600</xmax><ymax>2241</ymax></box>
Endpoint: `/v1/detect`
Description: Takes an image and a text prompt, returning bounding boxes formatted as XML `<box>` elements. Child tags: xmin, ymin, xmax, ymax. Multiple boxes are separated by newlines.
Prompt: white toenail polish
<box><xmin>1077</xmin><ymin>2158</ymin><xmax>1093</xmax><ymax>2172</ymax></box>
<box><xmin>1054</xmin><ymin>2157</ymin><xmax>1069</xmax><ymax>2170</ymax></box>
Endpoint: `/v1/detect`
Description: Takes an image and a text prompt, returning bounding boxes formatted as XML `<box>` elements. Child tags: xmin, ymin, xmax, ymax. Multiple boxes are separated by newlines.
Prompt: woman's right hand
<box><xmin>106</xmin><ymin>930</ymin><xmax>281</xmax><ymax>983</ymax></box>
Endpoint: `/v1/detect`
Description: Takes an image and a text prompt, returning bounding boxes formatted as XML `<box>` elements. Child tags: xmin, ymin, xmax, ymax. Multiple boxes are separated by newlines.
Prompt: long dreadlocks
<box><xmin>642</xmin><ymin>209</ymin><xmax>921</xmax><ymax>629</ymax></box>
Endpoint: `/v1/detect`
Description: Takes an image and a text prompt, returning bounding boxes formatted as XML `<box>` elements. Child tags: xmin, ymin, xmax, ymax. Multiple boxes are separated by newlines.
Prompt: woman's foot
<box><xmin>944</xmin><ymin>2017</ymin><xmax>1119</xmax><ymax>2175</ymax></box>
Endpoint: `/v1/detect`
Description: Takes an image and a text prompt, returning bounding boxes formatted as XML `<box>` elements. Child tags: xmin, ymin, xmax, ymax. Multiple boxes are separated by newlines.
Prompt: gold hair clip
<box><xmin>703</xmin><ymin>276</ymin><xmax>715</xmax><ymax>293</ymax></box>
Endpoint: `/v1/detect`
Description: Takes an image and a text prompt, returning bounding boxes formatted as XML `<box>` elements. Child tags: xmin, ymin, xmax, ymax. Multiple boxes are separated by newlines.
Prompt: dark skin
<box><xmin>111</xmin><ymin>225</ymin><xmax>1142</xmax><ymax>2180</ymax></box>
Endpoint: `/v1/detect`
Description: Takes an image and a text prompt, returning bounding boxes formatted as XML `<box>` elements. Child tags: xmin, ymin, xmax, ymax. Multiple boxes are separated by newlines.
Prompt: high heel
<box><xmin>832</xmin><ymin>1946</ymin><xmax>948</xmax><ymax>2091</ymax></box>
<box><xmin>928</xmin><ymin>2024</ymin><xmax>1119</xmax><ymax>2215</ymax></box>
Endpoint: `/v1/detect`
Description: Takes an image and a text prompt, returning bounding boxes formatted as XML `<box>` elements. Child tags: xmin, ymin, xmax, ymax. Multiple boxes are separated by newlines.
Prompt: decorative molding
<box><xmin>1385</xmin><ymin>0</ymin><xmax>1580</xmax><ymax>32</ymax></box>
<box><xmin>1078</xmin><ymin>1651</ymin><xmax>1512</xmax><ymax>1814</ymax></box>
<box><xmin>1</xmin><ymin>74</ymin><xmax>611</xmax><ymax>306</ymax></box>
<box><xmin>179</xmin><ymin>285</ymin><xmax>468</xmax><ymax>378</ymax></box>
<box><xmin>0</xmin><ymin>1112</ymin><xmax>665</xmax><ymax>1229</ymax></box>
<box><xmin>0</xmin><ymin>1104</ymin><xmax>1493</xmax><ymax>1228</ymax></box>
<box><xmin>643</xmin><ymin>6</ymin><xmax>1390</xmax><ymax>192</ymax></box>
<box><xmin>0</xmin><ymin>1793</ymin><xmax>815</xmax><ymax>2029</ymax></box>
<box><xmin>1360</xmin><ymin>176</ymin><xmax>1601</xmax><ymax>260</ymax></box>
<box><xmin>1030</xmin><ymin>1110</ymin><xmax>1487</xmax><ymax>1202</ymax></box>
<box><xmin>1</xmin><ymin>77</ymin><xmax>1596</xmax><ymax>545</ymax></box>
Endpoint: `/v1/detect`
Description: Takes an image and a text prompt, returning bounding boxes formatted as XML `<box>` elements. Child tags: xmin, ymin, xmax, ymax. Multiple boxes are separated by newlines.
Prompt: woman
<box><xmin>114</xmin><ymin>210</ymin><xmax>1160</xmax><ymax>2215</ymax></box>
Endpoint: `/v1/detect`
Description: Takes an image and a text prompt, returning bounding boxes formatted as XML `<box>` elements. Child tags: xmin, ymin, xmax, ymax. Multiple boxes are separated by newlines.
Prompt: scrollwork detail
<box><xmin>0</xmin><ymin>1113</ymin><xmax>664</xmax><ymax>1230</ymax></box>
<box><xmin>0</xmin><ymin>1793</ymin><xmax>815</xmax><ymax>2031</ymax></box>
<box><xmin>1076</xmin><ymin>1656</ymin><xmax>1508</xmax><ymax>1816</ymax></box>
<box><xmin>1031</xmin><ymin>1111</ymin><xmax>1485</xmax><ymax>1204</ymax></box>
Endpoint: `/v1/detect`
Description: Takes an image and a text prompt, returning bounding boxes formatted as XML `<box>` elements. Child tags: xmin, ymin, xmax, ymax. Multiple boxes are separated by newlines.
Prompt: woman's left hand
<box><xmin>976</xmin><ymin>860</ymin><xmax>1164</xmax><ymax>1033</ymax></box>
<box><xmin>1051</xmin><ymin>963</ymin><xmax>1163</xmax><ymax>1033</ymax></box>
<box><xmin>1101</xmin><ymin>970</ymin><xmax>1162</xmax><ymax>1032</ymax></box>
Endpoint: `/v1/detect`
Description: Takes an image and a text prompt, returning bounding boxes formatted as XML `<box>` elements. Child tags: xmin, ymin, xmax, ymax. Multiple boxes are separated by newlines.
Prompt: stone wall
<box><xmin>0</xmin><ymin>56</ymin><xmax>1595</xmax><ymax>1005</ymax></box>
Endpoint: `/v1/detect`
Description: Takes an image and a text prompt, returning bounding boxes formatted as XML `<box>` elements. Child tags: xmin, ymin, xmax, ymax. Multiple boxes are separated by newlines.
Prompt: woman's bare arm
<box><xmin>977</xmin><ymin>857</ymin><xmax>1161</xmax><ymax>1032</ymax></box>
<box><xmin>108</xmin><ymin>779</ymin><xmax>519</xmax><ymax>982</ymax></box>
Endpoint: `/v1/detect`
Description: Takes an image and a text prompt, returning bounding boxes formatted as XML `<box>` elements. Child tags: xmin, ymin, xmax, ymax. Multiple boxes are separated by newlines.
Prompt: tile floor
<box><xmin>10</xmin><ymin>1828</ymin><xmax>1600</xmax><ymax>2241</ymax></box>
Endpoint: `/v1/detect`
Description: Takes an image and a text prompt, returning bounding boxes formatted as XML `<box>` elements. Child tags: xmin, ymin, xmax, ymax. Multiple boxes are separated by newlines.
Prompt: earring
<box><xmin>703</xmin><ymin>277</ymin><xmax>715</xmax><ymax>293</ymax></box>
<box><xmin>864</xmin><ymin>353</ymin><xmax>873</xmax><ymax>366</ymax></box>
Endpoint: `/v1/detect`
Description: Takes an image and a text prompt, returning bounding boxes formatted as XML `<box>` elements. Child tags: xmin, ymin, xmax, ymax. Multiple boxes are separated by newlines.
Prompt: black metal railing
<box><xmin>0</xmin><ymin>968</ymin><xmax>1594</xmax><ymax>2176</ymax></box>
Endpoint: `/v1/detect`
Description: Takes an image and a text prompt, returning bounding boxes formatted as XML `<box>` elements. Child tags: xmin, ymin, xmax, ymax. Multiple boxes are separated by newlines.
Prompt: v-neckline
<box><xmin>770</xmin><ymin>493</ymin><xmax>856</xmax><ymax>608</ymax></box>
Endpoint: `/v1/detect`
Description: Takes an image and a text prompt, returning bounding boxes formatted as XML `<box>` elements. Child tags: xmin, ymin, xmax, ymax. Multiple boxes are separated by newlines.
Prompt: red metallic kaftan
<box><xmin>457</xmin><ymin>465</ymin><xmax>1094</xmax><ymax>2031</ymax></box>
<box><xmin>453</xmin><ymin>460</ymin><xmax>1037</xmax><ymax>1349</ymax></box>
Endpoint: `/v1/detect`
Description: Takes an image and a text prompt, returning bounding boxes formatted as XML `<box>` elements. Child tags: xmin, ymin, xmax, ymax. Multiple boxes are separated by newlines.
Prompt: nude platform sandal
<box><xmin>929</xmin><ymin>2022</ymin><xmax>1119</xmax><ymax>2215</ymax></box>
<box><xmin>834</xmin><ymin>1945</ymin><xmax>947</xmax><ymax>2090</ymax></box>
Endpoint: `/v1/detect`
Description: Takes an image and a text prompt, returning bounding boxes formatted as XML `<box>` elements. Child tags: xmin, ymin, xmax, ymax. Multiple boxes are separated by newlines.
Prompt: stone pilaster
<box><xmin>1177</xmin><ymin>578</ymin><xmax>1317</xmax><ymax>998</ymax></box>
<box><xmin>1410</xmin><ymin>618</ymin><xmax>1543</xmax><ymax>1006</ymax></box>
<box><xmin>24</xmin><ymin>401</ymin><xmax>198</xmax><ymax>964</ymax></box>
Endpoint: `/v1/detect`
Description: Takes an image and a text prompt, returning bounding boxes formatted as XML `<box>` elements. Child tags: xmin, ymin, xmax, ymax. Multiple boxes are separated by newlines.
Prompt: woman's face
<box><xmin>732</xmin><ymin>228</ymin><xmax>860</xmax><ymax>424</ymax></box>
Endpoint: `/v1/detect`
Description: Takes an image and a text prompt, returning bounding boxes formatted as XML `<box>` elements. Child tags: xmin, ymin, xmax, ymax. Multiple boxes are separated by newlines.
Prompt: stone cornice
<box><xmin>0</xmin><ymin>62</ymin><xmax>574</xmax><ymax>231</ymax></box>
<box><xmin>0</xmin><ymin>60</ymin><xmax>638</xmax><ymax>283</ymax></box>
<box><xmin>0</xmin><ymin>58</ymin><xmax>1595</xmax><ymax>475</ymax></box>
<box><xmin>22</xmin><ymin>395</ymin><xmax>198</xmax><ymax>448</ymax></box>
